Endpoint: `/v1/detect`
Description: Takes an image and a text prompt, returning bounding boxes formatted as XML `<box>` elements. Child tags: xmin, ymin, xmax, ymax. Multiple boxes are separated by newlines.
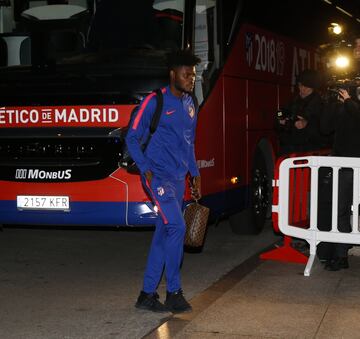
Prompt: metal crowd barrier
<box><xmin>273</xmin><ymin>156</ymin><xmax>360</xmax><ymax>276</ymax></box>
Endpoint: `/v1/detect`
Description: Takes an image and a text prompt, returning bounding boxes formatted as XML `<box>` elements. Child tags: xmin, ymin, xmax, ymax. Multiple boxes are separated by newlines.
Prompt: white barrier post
<box><xmin>352</xmin><ymin>168</ymin><xmax>359</xmax><ymax>233</ymax></box>
<box><xmin>276</xmin><ymin>156</ymin><xmax>360</xmax><ymax>276</ymax></box>
<box><xmin>304</xmin><ymin>164</ymin><xmax>318</xmax><ymax>276</ymax></box>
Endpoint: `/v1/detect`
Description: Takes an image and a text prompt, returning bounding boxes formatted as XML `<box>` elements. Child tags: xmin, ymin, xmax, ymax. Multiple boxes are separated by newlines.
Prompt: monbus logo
<box><xmin>15</xmin><ymin>169</ymin><xmax>72</xmax><ymax>180</ymax></box>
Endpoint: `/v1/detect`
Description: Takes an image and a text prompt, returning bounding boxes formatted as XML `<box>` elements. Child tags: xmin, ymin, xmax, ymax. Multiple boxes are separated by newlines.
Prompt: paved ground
<box><xmin>148</xmin><ymin>246</ymin><xmax>360</xmax><ymax>339</ymax></box>
<box><xmin>0</xmin><ymin>220</ymin><xmax>278</xmax><ymax>339</ymax></box>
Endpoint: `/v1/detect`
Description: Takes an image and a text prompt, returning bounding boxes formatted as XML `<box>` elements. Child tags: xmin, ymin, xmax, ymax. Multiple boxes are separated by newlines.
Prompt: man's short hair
<box><xmin>167</xmin><ymin>49</ymin><xmax>201</xmax><ymax>70</ymax></box>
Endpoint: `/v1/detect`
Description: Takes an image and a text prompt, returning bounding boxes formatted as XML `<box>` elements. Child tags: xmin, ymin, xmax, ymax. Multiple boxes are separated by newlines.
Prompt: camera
<box><xmin>276</xmin><ymin>108</ymin><xmax>298</xmax><ymax>121</ymax></box>
<box><xmin>276</xmin><ymin>108</ymin><xmax>299</xmax><ymax>129</ymax></box>
<box><xmin>325</xmin><ymin>78</ymin><xmax>360</xmax><ymax>103</ymax></box>
<box><xmin>325</xmin><ymin>87</ymin><xmax>343</xmax><ymax>102</ymax></box>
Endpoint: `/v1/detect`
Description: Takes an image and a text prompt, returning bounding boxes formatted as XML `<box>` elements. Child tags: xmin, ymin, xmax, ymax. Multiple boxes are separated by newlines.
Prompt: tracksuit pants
<box><xmin>142</xmin><ymin>175</ymin><xmax>186</xmax><ymax>293</ymax></box>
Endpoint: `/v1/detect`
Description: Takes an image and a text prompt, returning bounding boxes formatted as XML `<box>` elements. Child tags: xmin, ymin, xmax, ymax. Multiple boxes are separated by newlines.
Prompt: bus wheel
<box><xmin>230</xmin><ymin>150</ymin><xmax>271</xmax><ymax>234</ymax></box>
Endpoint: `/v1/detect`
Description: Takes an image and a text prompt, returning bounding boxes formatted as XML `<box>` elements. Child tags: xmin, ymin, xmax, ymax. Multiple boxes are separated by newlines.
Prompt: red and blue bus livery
<box><xmin>0</xmin><ymin>0</ymin><xmax>358</xmax><ymax>232</ymax></box>
<box><xmin>0</xmin><ymin>104</ymin><xmax>161</xmax><ymax>226</ymax></box>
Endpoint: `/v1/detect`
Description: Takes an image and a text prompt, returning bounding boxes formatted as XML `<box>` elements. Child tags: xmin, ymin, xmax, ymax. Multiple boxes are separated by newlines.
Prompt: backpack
<box><xmin>120</xmin><ymin>88</ymin><xmax>164</xmax><ymax>174</ymax></box>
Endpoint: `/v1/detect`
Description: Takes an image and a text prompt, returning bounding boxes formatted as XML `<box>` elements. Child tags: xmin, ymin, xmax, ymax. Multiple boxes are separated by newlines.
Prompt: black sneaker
<box><xmin>165</xmin><ymin>289</ymin><xmax>192</xmax><ymax>313</ymax></box>
<box><xmin>324</xmin><ymin>257</ymin><xmax>349</xmax><ymax>271</ymax></box>
<box><xmin>135</xmin><ymin>291</ymin><xmax>168</xmax><ymax>313</ymax></box>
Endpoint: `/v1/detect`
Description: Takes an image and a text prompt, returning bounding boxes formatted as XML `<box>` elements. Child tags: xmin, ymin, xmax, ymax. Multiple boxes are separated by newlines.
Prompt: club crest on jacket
<box><xmin>188</xmin><ymin>105</ymin><xmax>195</xmax><ymax>118</ymax></box>
<box><xmin>157</xmin><ymin>186</ymin><xmax>165</xmax><ymax>196</ymax></box>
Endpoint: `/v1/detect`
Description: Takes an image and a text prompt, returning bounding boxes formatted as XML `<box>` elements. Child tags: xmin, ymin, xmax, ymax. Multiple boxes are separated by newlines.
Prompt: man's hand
<box><xmin>278</xmin><ymin>118</ymin><xmax>288</xmax><ymax>126</ymax></box>
<box><xmin>144</xmin><ymin>170</ymin><xmax>153</xmax><ymax>184</ymax></box>
<box><xmin>294</xmin><ymin>116</ymin><xmax>308</xmax><ymax>129</ymax></box>
<box><xmin>338</xmin><ymin>88</ymin><xmax>351</xmax><ymax>102</ymax></box>
<box><xmin>190</xmin><ymin>176</ymin><xmax>201</xmax><ymax>200</ymax></box>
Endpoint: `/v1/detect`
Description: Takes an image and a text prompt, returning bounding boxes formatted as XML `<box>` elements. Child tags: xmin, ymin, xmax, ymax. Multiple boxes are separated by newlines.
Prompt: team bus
<box><xmin>0</xmin><ymin>0</ymin><xmax>358</xmax><ymax>233</ymax></box>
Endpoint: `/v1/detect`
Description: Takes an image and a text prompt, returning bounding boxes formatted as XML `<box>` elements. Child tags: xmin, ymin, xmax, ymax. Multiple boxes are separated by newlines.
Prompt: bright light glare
<box><xmin>333</xmin><ymin>25</ymin><xmax>342</xmax><ymax>34</ymax></box>
<box><xmin>230</xmin><ymin>176</ymin><xmax>239</xmax><ymax>184</ymax></box>
<box><xmin>329</xmin><ymin>23</ymin><xmax>343</xmax><ymax>35</ymax></box>
<box><xmin>335</xmin><ymin>56</ymin><xmax>349</xmax><ymax>68</ymax></box>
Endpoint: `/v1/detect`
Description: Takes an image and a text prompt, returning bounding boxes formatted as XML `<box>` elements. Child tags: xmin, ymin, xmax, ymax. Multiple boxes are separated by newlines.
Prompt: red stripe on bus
<box><xmin>155</xmin><ymin>12</ymin><xmax>183</xmax><ymax>22</ymax></box>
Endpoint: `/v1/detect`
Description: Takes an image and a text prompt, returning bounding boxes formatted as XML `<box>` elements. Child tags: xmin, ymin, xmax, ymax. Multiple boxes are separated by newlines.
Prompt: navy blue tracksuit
<box><xmin>125</xmin><ymin>86</ymin><xmax>199</xmax><ymax>293</ymax></box>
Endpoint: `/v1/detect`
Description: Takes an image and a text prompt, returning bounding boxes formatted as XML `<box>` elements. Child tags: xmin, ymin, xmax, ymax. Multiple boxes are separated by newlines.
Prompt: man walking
<box><xmin>126</xmin><ymin>49</ymin><xmax>201</xmax><ymax>313</ymax></box>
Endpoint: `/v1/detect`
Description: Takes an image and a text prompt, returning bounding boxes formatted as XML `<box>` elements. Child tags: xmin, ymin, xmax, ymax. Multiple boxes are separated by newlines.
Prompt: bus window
<box><xmin>3</xmin><ymin>0</ymin><xmax>184</xmax><ymax>67</ymax></box>
<box><xmin>153</xmin><ymin>0</ymin><xmax>184</xmax><ymax>50</ymax></box>
<box><xmin>220</xmin><ymin>0</ymin><xmax>241</xmax><ymax>54</ymax></box>
<box><xmin>87</xmin><ymin>0</ymin><xmax>184</xmax><ymax>52</ymax></box>
<box><xmin>193</xmin><ymin>0</ymin><xmax>220</xmax><ymax>104</ymax></box>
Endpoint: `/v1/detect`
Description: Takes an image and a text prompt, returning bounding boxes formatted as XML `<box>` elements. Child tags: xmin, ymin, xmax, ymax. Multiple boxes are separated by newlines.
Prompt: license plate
<box><xmin>17</xmin><ymin>195</ymin><xmax>70</xmax><ymax>211</ymax></box>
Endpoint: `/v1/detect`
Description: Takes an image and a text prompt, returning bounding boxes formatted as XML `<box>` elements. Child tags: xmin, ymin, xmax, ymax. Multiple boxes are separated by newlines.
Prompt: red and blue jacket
<box><xmin>125</xmin><ymin>86</ymin><xmax>200</xmax><ymax>180</ymax></box>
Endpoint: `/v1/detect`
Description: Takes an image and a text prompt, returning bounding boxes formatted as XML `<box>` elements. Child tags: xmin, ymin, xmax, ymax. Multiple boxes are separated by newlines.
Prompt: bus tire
<box><xmin>230</xmin><ymin>150</ymin><xmax>271</xmax><ymax>234</ymax></box>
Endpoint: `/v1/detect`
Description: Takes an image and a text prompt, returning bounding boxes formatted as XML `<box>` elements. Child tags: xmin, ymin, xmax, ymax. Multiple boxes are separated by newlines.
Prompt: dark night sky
<box><xmin>241</xmin><ymin>0</ymin><xmax>360</xmax><ymax>46</ymax></box>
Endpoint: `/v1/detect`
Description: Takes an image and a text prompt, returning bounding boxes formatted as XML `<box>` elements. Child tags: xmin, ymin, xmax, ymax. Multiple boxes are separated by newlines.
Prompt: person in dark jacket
<box><xmin>318</xmin><ymin>88</ymin><xmax>360</xmax><ymax>270</ymax></box>
<box><xmin>126</xmin><ymin>50</ymin><xmax>201</xmax><ymax>313</ymax></box>
<box><xmin>277</xmin><ymin>69</ymin><xmax>328</xmax><ymax>154</ymax></box>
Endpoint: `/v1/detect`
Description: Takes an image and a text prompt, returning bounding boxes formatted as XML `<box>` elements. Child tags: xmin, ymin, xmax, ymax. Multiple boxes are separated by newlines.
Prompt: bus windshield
<box><xmin>1</xmin><ymin>0</ymin><xmax>185</xmax><ymax>69</ymax></box>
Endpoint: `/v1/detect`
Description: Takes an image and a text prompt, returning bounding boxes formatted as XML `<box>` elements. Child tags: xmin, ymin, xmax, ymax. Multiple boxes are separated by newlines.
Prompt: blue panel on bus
<box><xmin>199</xmin><ymin>186</ymin><xmax>249</xmax><ymax>218</ymax></box>
<box><xmin>0</xmin><ymin>186</ymin><xmax>248</xmax><ymax>227</ymax></box>
<box><xmin>0</xmin><ymin>201</ymin><xmax>158</xmax><ymax>227</ymax></box>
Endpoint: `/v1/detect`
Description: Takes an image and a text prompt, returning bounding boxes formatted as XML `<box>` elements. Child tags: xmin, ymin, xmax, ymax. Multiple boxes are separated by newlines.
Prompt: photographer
<box><xmin>318</xmin><ymin>88</ymin><xmax>360</xmax><ymax>270</ymax></box>
<box><xmin>277</xmin><ymin>69</ymin><xmax>329</xmax><ymax>155</ymax></box>
<box><xmin>322</xmin><ymin>88</ymin><xmax>360</xmax><ymax>156</ymax></box>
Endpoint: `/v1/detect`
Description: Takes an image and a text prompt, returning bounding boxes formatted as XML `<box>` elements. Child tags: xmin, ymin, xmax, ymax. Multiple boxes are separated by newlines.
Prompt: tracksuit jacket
<box><xmin>125</xmin><ymin>86</ymin><xmax>200</xmax><ymax>180</ymax></box>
